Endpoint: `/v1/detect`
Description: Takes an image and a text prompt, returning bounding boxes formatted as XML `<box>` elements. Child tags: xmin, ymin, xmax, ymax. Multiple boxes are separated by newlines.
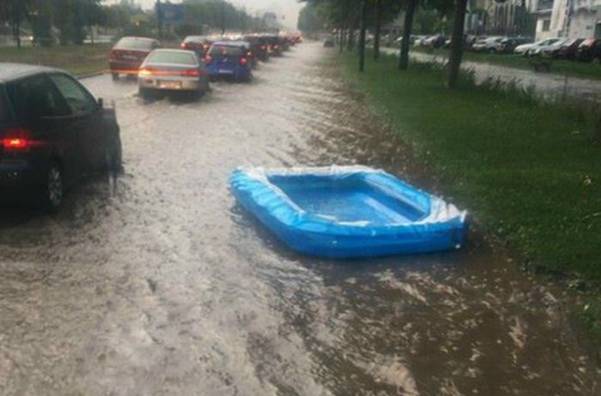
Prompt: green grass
<box><xmin>413</xmin><ymin>47</ymin><xmax>601</xmax><ymax>81</ymax></box>
<box><xmin>0</xmin><ymin>44</ymin><xmax>111</xmax><ymax>77</ymax></box>
<box><xmin>340</xmin><ymin>51</ymin><xmax>601</xmax><ymax>281</ymax></box>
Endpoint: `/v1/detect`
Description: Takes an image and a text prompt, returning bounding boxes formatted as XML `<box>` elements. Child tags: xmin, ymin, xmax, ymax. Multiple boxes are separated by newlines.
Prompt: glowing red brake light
<box><xmin>181</xmin><ymin>69</ymin><xmax>200</xmax><ymax>77</ymax></box>
<box><xmin>180</xmin><ymin>43</ymin><xmax>187</xmax><ymax>49</ymax></box>
<box><xmin>2</xmin><ymin>128</ymin><xmax>31</xmax><ymax>151</ymax></box>
<box><xmin>240</xmin><ymin>57</ymin><xmax>248</xmax><ymax>66</ymax></box>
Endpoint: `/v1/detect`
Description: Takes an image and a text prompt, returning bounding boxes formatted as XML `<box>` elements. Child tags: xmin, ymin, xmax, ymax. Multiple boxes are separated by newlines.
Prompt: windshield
<box><xmin>115</xmin><ymin>38</ymin><xmax>155</xmax><ymax>50</ymax></box>
<box><xmin>146</xmin><ymin>51</ymin><xmax>197</xmax><ymax>65</ymax></box>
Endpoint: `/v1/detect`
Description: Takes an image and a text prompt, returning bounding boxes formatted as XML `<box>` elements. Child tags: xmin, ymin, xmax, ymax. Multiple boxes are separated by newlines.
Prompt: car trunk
<box><xmin>110</xmin><ymin>49</ymin><xmax>148</xmax><ymax>65</ymax></box>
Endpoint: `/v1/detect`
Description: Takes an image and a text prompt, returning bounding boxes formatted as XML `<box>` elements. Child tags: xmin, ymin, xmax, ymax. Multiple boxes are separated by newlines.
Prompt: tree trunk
<box><xmin>359</xmin><ymin>0</ymin><xmax>367</xmax><ymax>72</ymax></box>
<box><xmin>374</xmin><ymin>0</ymin><xmax>382</xmax><ymax>60</ymax></box>
<box><xmin>399</xmin><ymin>0</ymin><xmax>417</xmax><ymax>70</ymax></box>
<box><xmin>347</xmin><ymin>26</ymin><xmax>354</xmax><ymax>51</ymax></box>
<box><xmin>448</xmin><ymin>0</ymin><xmax>469</xmax><ymax>88</ymax></box>
<box><xmin>339</xmin><ymin>27</ymin><xmax>345</xmax><ymax>53</ymax></box>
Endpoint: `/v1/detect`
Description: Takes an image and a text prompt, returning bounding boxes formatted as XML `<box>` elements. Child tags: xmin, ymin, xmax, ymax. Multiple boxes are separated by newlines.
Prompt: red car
<box><xmin>180</xmin><ymin>36</ymin><xmax>213</xmax><ymax>57</ymax></box>
<box><xmin>109</xmin><ymin>37</ymin><xmax>160</xmax><ymax>80</ymax></box>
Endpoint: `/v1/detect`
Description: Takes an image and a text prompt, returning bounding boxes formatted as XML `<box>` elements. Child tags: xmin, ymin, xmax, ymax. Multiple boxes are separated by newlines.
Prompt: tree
<box><xmin>447</xmin><ymin>0</ymin><xmax>468</xmax><ymax>88</ymax></box>
<box><xmin>0</xmin><ymin>0</ymin><xmax>30</xmax><ymax>48</ymax></box>
<box><xmin>398</xmin><ymin>0</ymin><xmax>417</xmax><ymax>70</ymax></box>
<box><xmin>358</xmin><ymin>0</ymin><xmax>367</xmax><ymax>72</ymax></box>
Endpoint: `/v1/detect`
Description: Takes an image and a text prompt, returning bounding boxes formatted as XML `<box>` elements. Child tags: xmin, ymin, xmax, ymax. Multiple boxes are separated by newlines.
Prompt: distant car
<box><xmin>244</xmin><ymin>35</ymin><xmax>270</xmax><ymax>62</ymax></box>
<box><xmin>423</xmin><ymin>35</ymin><xmax>446</xmax><ymax>48</ymax></box>
<box><xmin>556</xmin><ymin>38</ymin><xmax>584</xmax><ymax>59</ymax></box>
<box><xmin>204</xmin><ymin>41</ymin><xmax>253</xmax><ymax>82</ymax></box>
<box><xmin>496</xmin><ymin>37</ymin><xmax>531</xmax><ymax>54</ymax></box>
<box><xmin>472</xmin><ymin>36</ymin><xmax>504</xmax><ymax>53</ymax></box>
<box><xmin>137</xmin><ymin>49</ymin><xmax>210</xmax><ymax>98</ymax></box>
<box><xmin>514</xmin><ymin>38</ymin><xmax>561</xmax><ymax>56</ymax></box>
<box><xmin>180</xmin><ymin>35</ymin><xmax>212</xmax><ymax>57</ymax></box>
<box><xmin>576</xmin><ymin>38</ymin><xmax>601</xmax><ymax>62</ymax></box>
<box><xmin>109</xmin><ymin>36</ymin><xmax>160</xmax><ymax>80</ymax></box>
<box><xmin>263</xmin><ymin>35</ymin><xmax>283</xmax><ymax>56</ymax></box>
<box><xmin>0</xmin><ymin>64</ymin><xmax>121</xmax><ymax>211</ymax></box>
<box><xmin>533</xmin><ymin>38</ymin><xmax>569</xmax><ymax>57</ymax></box>
<box><xmin>323</xmin><ymin>36</ymin><xmax>335</xmax><ymax>47</ymax></box>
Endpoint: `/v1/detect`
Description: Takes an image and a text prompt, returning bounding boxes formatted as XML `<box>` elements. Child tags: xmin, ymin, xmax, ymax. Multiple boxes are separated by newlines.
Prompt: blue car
<box><xmin>204</xmin><ymin>41</ymin><xmax>252</xmax><ymax>82</ymax></box>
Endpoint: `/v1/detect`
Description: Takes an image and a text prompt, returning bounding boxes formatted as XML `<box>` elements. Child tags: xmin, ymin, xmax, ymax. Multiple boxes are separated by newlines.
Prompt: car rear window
<box><xmin>115</xmin><ymin>38</ymin><xmax>155</xmax><ymax>51</ymax></box>
<box><xmin>147</xmin><ymin>51</ymin><xmax>197</xmax><ymax>65</ymax></box>
<box><xmin>208</xmin><ymin>46</ymin><xmax>244</xmax><ymax>57</ymax></box>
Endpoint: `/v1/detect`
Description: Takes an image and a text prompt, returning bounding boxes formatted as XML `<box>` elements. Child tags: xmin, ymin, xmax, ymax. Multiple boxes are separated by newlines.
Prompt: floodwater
<box><xmin>383</xmin><ymin>47</ymin><xmax>601</xmax><ymax>103</ymax></box>
<box><xmin>0</xmin><ymin>43</ymin><xmax>599</xmax><ymax>395</ymax></box>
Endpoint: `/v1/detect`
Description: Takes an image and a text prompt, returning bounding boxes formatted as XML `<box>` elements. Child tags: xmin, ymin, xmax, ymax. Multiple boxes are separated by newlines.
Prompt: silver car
<box><xmin>138</xmin><ymin>49</ymin><xmax>210</xmax><ymax>98</ymax></box>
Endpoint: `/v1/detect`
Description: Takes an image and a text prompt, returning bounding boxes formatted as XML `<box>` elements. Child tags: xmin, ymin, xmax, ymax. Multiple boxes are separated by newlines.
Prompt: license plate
<box><xmin>123</xmin><ymin>55</ymin><xmax>137</xmax><ymax>60</ymax></box>
<box><xmin>158</xmin><ymin>81</ymin><xmax>182</xmax><ymax>89</ymax></box>
<box><xmin>218</xmin><ymin>69</ymin><xmax>233</xmax><ymax>74</ymax></box>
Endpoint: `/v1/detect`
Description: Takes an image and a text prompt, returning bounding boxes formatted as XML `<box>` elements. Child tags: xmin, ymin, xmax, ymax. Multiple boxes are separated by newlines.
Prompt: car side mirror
<box><xmin>98</xmin><ymin>98</ymin><xmax>104</xmax><ymax>108</ymax></box>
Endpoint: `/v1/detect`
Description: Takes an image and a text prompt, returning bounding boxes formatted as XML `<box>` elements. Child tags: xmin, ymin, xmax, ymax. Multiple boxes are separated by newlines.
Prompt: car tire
<box><xmin>112</xmin><ymin>73</ymin><xmax>119</xmax><ymax>81</ymax></box>
<box><xmin>42</xmin><ymin>163</ymin><xmax>64</xmax><ymax>212</ymax></box>
<box><xmin>139</xmin><ymin>87</ymin><xmax>152</xmax><ymax>99</ymax></box>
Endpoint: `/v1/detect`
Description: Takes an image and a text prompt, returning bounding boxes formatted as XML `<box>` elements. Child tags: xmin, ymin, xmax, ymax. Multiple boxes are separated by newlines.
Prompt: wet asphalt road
<box><xmin>1</xmin><ymin>43</ymin><xmax>600</xmax><ymax>395</ymax></box>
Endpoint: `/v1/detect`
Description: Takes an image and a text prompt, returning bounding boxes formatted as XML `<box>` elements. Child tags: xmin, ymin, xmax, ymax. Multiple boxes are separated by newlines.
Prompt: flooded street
<box><xmin>1</xmin><ymin>43</ymin><xmax>600</xmax><ymax>395</ymax></box>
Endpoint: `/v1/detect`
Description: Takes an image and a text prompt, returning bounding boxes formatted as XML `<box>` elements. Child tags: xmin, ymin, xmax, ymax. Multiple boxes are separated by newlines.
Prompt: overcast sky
<box><xmin>125</xmin><ymin>1</ymin><xmax>303</xmax><ymax>29</ymax></box>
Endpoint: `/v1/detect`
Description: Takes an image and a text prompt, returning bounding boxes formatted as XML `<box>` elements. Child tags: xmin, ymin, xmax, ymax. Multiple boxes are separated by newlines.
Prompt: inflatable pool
<box><xmin>230</xmin><ymin>166</ymin><xmax>468</xmax><ymax>258</ymax></box>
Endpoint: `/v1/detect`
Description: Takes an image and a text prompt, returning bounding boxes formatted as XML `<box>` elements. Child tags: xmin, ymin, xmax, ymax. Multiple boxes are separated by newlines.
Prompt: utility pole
<box><xmin>156</xmin><ymin>0</ymin><xmax>163</xmax><ymax>39</ymax></box>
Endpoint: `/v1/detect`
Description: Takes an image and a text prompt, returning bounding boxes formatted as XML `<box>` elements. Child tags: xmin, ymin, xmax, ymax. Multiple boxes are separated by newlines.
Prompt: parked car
<box><xmin>204</xmin><ymin>41</ymin><xmax>253</xmax><ymax>82</ymax></box>
<box><xmin>323</xmin><ymin>36</ymin><xmax>335</xmax><ymax>48</ymax></box>
<box><xmin>532</xmin><ymin>38</ymin><xmax>569</xmax><ymax>57</ymax></box>
<box><xmin>496</xmin><ymin>37</ymin><xmax>531</xmax><ymax>54</ymax></box>
<box><xmin>472</xmin><ymin>36</ymin><xmax>504</xmax><ymax>53</ymax></box>
<box><xmin>137</xmin><ymin>49</ymin><xmax>210</xmax><ymax>99</ymax></box>
<box><xmin>0</xmin><ymin>64</ymin><xmax>121</xmax><ymax>211</ymax></box>
<box><xmin>180</xmin><ymin>35</ymin><xmax>212</xmax><ymax>57</ymax></box>
<box><xmin>423</xmin><ymin>35</ymin><xmax>446</xmax><ymax>48</ymax></box>
<box><xmin>514</xmin><ymin>37</ymin><xmax>561</xmax><ymax>56</ymax></box>
<box><xmin>576</xmin><ymin>38</ymin><xmax>601</xmax><ymax>62</ymax></box>
<box><xmin>109</xmin><ymin>36</ymin><xmax>160</xmax><ymax>80</ymax></box>
<box><xmin>555</xmin><ymin>38</ymin><xmax>585</xmax><ymax>59</ymax></box>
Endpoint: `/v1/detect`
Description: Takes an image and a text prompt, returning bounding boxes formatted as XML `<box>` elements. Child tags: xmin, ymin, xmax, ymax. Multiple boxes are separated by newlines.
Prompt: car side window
<box><xmin>48</xmin><ymin>74</ymin><xmax>97</xmax><ymax>116</ymax></box>
<box><xmin>8</xmin><ymin>74</ymin><xmax>71</xmax><ymax>120</ymax></box>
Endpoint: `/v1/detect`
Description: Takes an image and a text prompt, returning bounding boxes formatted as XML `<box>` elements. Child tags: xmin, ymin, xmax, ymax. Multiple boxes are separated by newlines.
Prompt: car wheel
<box><xmin>42</xmin><ymin>163</ymin><xmax>64</xmax><ymax>212</ymax></box>
<box><xmin>112</xmin><ymin>73</ymin><xmax>119</xmax><ymax>81</ymax></box>
<box><xmin>139</xmin><ymin>87</ymin><xmax>152</xmax><ymax>99</ymax></box>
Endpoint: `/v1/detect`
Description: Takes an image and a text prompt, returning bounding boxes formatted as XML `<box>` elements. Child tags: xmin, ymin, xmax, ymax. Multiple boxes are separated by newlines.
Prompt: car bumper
<box><xmin>138</xmin><ymin>76</ymin><xmax>204</xmax><ymax>91</ymax></box>
<box><xmin>0</xmin><ymin>160</ymin><xmax>43</xmax><ymax>195</ymax></box>
<box><xmin>207</xmin><ymin>66</ymin><xmax>251</xmax><ymax>80</ymax></box>
<box><xmin>109</xmin><ymin>61</ymin><xmax>143</xmax><ymax>74</ymax></box>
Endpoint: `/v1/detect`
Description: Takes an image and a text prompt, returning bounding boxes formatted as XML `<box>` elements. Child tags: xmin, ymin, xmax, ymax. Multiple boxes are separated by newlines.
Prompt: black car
<box><xmin>576</xmin><ymin>38</ymin><xmax>601</xmax><ymax>62</ymax></box>
<box><xmin>556</xmin><ymin>38</ymin><xmax>584</xmax><ymax>60</ymax></box>
<box><xmin>0</xmin><ymin>64</ymin><xmax>122</xmax><ymax>211</ymax></box>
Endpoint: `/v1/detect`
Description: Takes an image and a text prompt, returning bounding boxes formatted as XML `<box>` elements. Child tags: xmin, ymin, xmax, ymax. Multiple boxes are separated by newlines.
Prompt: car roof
<box><xmin>0</xmin><ymin>63</ymin><xmax>63</xmax><ymax>83</ymax></box>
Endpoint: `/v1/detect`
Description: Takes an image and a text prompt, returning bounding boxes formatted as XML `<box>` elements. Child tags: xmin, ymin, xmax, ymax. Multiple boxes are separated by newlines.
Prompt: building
<box><xmin>466</xmin><ymin>1</ymin><xmax>537</xmax><ymax>36</ymax></box>
<box><xmin>534</xmin><ymin>0</ymin><xmax>601</xmax><ymax>40</ymax></box>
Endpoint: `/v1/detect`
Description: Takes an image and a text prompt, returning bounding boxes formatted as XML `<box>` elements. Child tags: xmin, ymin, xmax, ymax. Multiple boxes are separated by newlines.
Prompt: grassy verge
<box><xmin>412</xmin><ymin>47</ymin><xmax>601</xmax><ymax>81</ymax></box>
<box><xmin>339</xmin><ymin>51</ymin><xmax>601</xmax><ymax>330</ymax></box>
<box><xmin>0</xmin><ymin>44</ymin><xmax>111</xmax><ymax>77</ymax></box>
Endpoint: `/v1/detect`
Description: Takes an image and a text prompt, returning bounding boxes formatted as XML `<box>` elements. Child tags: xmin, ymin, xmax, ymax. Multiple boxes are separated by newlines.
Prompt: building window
<box><xmin>542</xmin><ymin>19</ymin><xmax>551</xmax><ymax>32</ymax></box>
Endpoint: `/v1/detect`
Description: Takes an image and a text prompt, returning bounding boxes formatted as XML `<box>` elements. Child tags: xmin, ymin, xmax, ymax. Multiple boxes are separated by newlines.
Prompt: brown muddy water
<box><xmin>0</xmin><ymin>43</ymin><xmax>599</xmax><ymax>395</ymax></box>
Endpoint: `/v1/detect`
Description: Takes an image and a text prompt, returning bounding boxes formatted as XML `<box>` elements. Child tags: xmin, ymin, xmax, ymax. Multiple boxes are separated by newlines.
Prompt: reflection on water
<box><xmin>0</xmin><ymin>43</ymin><xmax>599</xmax><ymax>395</ymax></box>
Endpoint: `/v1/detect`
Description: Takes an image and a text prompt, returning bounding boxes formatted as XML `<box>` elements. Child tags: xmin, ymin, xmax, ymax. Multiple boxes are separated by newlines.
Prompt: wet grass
<box><xmin>339</xmin><ymin>51</ymin><xmax>601</xmax><ymax>332</ymax></box>
<box><xmin>413</xmin><ymin>47</ymin><xmax>601</xmax><ymax>81</ymax></box>
<box><xmin>0</xmin><ymin>44</ymin><xmax>111</xmax><ymax>76</ymax></box>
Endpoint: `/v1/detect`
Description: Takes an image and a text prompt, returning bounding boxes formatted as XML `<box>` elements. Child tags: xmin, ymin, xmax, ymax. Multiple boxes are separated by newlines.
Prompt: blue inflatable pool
<box><xmin>230</xmin><ymin>166</ymin><xmax>468</xmax><ymax>258</ymax></box>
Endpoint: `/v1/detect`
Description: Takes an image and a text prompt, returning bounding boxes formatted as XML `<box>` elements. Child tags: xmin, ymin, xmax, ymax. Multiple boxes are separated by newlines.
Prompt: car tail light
<box><xmin>2</xmin><ymin>128</ymin><xmax>31</xmax><ymax>151</ymax></box>
<box><xmin>138</xmin><ymin>67</ymin><xmax>153</xmax><ymax>77</ymax></box>
<box><xmin>240</xmin><ymin>57</ymin><xmax>248</xmax><ymax>66</ymax></box>
<box><xmin>181</xmin><ymin>68</ymin><xmax>200</xmax><ymax>77</ymax></box>
<box><xmin>180</xmin><ymin>42</ymin><xmax>188</xmax><ymax>49</ymax></box>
